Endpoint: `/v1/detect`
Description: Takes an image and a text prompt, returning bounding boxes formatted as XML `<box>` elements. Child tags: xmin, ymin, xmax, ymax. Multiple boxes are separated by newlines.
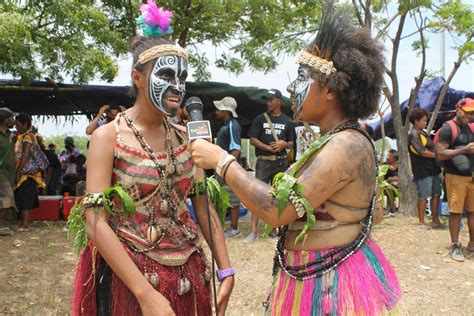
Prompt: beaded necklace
<box><xmin>122</xmin><ymin>113</ymin><xmax>197</xmax><ymax>249</ymax></box>
<box><xmin>273</xmin><ymin>119</ymin><xmax>378</xmax><ymax>280</ymax></box>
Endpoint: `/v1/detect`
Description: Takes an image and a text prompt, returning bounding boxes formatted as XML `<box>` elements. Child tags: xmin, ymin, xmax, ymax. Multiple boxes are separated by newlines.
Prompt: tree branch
<box><xmin>352</xmin><ymin>0</ymin><xmax>364</xmax><ymax>26</ymax></box>
<box><xmin>427</xmin><ymin>35</ymin><xmax>473</xmax><ymax>133</ymax></box>
<box><xmin>376</xmin><ymin>12</ymin><xmax>399</xmax><ymax>39</ymax></box>
<box><xmin>404</xmin><ymin>9</ymin><xmax>427</xmax><ymax>128</ymax></box>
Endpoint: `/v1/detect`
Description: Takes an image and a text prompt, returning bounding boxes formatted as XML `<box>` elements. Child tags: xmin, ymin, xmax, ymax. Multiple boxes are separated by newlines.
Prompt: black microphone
<box><xmin>185</xmin><ymin>96</ymin><xmax>204</xmax><ymax>122</ymax></box>
<box><xmin>184</xmin><ymin>97</ymin><xmax>212</xmax><ymax>140</ymax></box>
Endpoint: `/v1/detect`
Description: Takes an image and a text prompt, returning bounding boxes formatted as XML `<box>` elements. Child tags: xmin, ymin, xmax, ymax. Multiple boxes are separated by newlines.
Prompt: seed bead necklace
<box><xmin>122</xmin><ymin>113</ymin><xmax>197</xmax><ymax>249</ymax></box>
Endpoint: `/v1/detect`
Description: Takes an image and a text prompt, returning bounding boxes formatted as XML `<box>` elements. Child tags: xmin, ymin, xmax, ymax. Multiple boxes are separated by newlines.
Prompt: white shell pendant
<box><xmin>146</xmin><ymin>225</ymin><xmax>162</xmax><ymax>244</ymax></box>
<box><xmin>149</xmin><ymin>272</ymin><xmax>160</xmax><ymax>288</ymax></box>
<box><xmin>159</xmin><ymin>199</ymin><xmax>169</xmax><ymax>215</ymax></box>
<box><xmin>178</xmin><ymin>276</ymin><xmax>191</xmax><ymax>296</ymax></box>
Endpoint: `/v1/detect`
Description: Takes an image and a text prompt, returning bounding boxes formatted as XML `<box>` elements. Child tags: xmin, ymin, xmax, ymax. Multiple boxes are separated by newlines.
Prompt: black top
<box><xmin>408</xmin><ymin>128</ymin><xmax>436</xmax><ymax>180</ymax></box>
<box><xmin>216</xmin><ymin>118</ymin><xmax>242</xmax><ymax>155</ymax></box>
<box><xmin>437</xmin><ymin>120</ymin><xmax>474</xmax><ymax>176</ymax></box>
<box><xmin>248</xmin><ymin>112</ymin><xmax>295</xmax><ymax>156</ymax></box>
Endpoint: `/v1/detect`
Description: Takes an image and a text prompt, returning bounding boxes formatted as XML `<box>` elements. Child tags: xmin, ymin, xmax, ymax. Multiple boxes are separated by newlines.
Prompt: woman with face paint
<box><xmin>189</xmin><ymin>6</ymin><xmax>401</xmax><ymax>316</ymax></box>
<box><xmin>71</xmin><ymin>2</ymin><xmax>233</xmax><ymax>316</ymax></box>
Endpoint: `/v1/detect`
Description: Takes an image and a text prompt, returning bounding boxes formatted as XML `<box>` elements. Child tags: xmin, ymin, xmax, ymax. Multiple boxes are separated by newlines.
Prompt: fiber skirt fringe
<box><xmin>269</xmin><ymin>239</ymin><xmax>401</xmax><ymax>316</ymax></box>
<box><xmin>71</xmin><ymin>244</ymin><xmax>211</xmax><ymax>315</ymax></box>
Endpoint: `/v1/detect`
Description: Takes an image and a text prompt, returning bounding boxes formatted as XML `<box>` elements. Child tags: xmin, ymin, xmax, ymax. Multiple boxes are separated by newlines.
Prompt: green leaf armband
<box><xmin>193</xmin><ymin>176</ymin><xmax>231</xmax><ymax>226</ymax></box>
<box><xmin>67</xmin><ymin>184</ymin><xmax>136</xmax><ymax>252</ymax></box>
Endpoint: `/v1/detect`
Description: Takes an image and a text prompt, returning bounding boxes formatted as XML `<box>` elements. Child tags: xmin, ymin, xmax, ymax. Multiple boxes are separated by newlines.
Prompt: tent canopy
<box><xmin>368</xmin><ymin>77</ymin><xmax>474</xmax><ymax>140</ymax></box>
<box><xmin>0</xmin><ymin>79</ymin><xmax>292</xmax><ymax>136</ymax></box>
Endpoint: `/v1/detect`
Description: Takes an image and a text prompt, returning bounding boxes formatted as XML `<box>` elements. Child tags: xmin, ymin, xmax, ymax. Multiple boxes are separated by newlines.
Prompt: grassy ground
<box><xmin>0</xmin><ymin>214</ymin><xmax>473</xmax><ymax>315</ymax></box>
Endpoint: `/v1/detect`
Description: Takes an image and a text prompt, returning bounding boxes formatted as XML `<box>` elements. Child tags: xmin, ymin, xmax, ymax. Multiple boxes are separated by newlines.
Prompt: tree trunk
<box><xmin>391</xmin><ymin>101</ymin><xmax>418</xmax><ymax>215</ymax></box>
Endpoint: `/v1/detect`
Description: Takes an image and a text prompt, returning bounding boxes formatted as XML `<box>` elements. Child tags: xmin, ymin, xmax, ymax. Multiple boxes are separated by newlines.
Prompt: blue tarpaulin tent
<box><xmin>368</xmin><ymin>77</ymin><xmax>474</xmax><ymax>140</ymax></box>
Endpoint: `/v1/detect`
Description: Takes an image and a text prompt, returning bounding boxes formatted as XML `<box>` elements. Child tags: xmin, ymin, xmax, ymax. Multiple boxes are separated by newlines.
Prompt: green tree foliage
<box><xmin>0</xmin><ymin>1</ymin><xmax>133</xmax><ymax>84</ymax></box>
<box><xmin>352</xmin><ymin>0</ymin><xmax>473</xmax><ymax>214</ymax></box>
<box><xmin>0</xmin><ymin>0</ymin><xmax>324</xmax><ymax>83</ymax></box>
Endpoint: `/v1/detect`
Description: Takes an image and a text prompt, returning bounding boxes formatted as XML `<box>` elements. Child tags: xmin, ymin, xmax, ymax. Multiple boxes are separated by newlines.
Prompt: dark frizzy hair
<box><xmin>129</xmin><ymin>35</ymin><xmax>175</xmax><ymax>96</ymax></box>
<box><xmin>306</xmin><ymin>4</ymin><xmax>385</xmax><ymax>119</ymax></box>
<box><xmin>15</xmin><ymin>112</ymin><xmax>32</xmax><ymax>127</ymax></box>
<box><xmin>408</xmin><ymin>108</ymin><xmax>429</xmax><ymax>124</ymax></box>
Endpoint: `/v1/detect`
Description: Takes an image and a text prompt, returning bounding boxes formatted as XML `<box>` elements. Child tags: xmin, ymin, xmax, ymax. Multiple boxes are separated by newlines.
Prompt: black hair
<box><xmin>15</xmin><ymin>112</ymin><xmax>32</xmax><ymax>128</ymax></box>
<box><xmin>305</xmin><ymin>4</ymin><xmax>385</xmax><ymax>119</ymax></box>
<box><xmin>408</xmin><ymin>108</ymin><xmax>428</xmax><ymax>124</ymax></box>
<box><xmin>388</xmin><ymin>149</ymin><xmax>398</xmax><ymax>161</ymax></box>
<box><xmin>129</xmin><ymin>35</ymin><xmax>175</xmax><ymax>97</ymax></box>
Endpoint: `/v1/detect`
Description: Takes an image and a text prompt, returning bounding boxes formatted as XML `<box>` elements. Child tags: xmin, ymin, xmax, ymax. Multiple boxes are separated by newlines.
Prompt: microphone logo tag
<box><xmin>187</xmin><ymin>121</ymin><xmax>212</xmax><ymax>140</ymax></box>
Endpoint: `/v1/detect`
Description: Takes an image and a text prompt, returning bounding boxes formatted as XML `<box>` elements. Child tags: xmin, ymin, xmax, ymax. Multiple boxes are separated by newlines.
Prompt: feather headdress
<box><xmin>136</xmin><ymin>0</ymin><xmax>173</xmax><ymax>37</ymax></box>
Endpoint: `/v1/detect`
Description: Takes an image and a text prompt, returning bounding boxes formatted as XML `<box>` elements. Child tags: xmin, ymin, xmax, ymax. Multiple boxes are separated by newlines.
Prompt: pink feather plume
<box><xmin>140</xmin><ymin>0</ymin><xmax>173</xmax><ymax>32</ymax></box>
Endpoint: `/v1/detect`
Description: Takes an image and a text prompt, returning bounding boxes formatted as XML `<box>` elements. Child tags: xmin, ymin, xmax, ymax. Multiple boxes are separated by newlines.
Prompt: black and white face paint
<box><xmin>287</xmin><ymin>66</ymin><xmax>314</xmax><ymax>118</ymax></box>
<box><xmin>148</xmin><ymin>55</ymin><xmax>188</xmax><ymax>117</ymax></box>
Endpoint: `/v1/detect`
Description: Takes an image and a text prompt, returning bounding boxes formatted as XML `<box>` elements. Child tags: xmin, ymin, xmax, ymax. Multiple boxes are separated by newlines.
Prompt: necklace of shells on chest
<box><xmin>123</xmin><ymin>113</ymin><xmax>197</xmax><ymax>248</ymax></box>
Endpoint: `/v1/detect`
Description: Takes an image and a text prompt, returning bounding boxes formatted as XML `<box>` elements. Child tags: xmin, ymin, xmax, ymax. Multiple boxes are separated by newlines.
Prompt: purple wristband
<box><xmin>216</xmin><ymin>268</ymin><xmax>236</xmax><ymax>282</ymax></box>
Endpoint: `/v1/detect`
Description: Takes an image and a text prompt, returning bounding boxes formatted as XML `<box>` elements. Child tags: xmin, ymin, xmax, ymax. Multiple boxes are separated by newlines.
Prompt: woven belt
<box><xmin>257</xmin><ymin>155</ymin><xmax>287</xmax><ymax>161</ymax></box>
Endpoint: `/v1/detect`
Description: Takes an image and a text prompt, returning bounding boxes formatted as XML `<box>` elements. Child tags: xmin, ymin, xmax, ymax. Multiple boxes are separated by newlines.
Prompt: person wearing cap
<box><xmin>246</xmin><ymin>89</ymin><xmax>295</xmax><ymax>243</ymax></box>
<box><xmin>436</xmin><ymin>97</ymin><xmax>474</xmax><ymax>261</ymax></box>
<box><xmin>214</xmin><ymin>97</ymin><xmax>243</xmax><ymax>238</ymax></box>
<box><xmin>0</xmin><ymin>108</ymin><xmax>17</xmax><ymax>235</ymax></box>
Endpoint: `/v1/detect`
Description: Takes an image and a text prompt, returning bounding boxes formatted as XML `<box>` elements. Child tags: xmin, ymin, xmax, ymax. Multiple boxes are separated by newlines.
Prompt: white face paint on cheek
<box><xmin>287</xmin><ymin>66</ymin><xmax>313</xmax><ymax>117</ymax></box>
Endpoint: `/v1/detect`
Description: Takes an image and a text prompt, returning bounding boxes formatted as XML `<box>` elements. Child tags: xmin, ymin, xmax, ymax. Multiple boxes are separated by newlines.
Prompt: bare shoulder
<box><xmin>88</xmin><ymin>122</ymin><xmax>116</xmax><ymax>153</ymax></box>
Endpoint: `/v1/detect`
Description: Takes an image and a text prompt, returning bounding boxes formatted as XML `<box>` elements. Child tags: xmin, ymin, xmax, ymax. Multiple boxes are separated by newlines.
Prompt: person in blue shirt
<box><xmin>214</xmin><ymin>97</ymin><xmax>243</xmax><ymax>238</ymax></box>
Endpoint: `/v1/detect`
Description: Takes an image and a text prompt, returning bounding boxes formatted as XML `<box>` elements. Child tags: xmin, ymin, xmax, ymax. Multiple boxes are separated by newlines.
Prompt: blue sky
<box><xmin>35</xmin><ymin>12</ymin><xmax>474</xmax><ymax>137</ymax></box>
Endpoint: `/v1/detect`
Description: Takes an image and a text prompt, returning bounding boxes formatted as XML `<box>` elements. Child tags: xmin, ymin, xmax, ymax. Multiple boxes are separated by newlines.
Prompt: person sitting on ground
<box><xmin>213</xmin><ymin>96</ymin><xmax>243</xmax><ymax>238</ymax></box>
<box><xmin>85</xmin><ymin>105</ymin><xmax>121</xmax><ymax>135</ymax></box>
<box><xmin>408</xmin><ymin>108</ymin><xmax>444</xmax><ymax>229</ymax></box>
<box><xmin>384</xmin><ymin>149</ymin><xmax>399</xmax><ymax>215</ymax></box>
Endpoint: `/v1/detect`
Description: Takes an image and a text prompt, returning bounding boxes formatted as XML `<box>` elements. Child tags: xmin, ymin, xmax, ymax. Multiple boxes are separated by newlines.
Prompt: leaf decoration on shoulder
<box><xmin>193</xmin><ymin>176</ymin><xmax>231</xmax><ymax>225</ymax></box>
<box><xmin>67</xmin><ymin>183</ymin><xmax>136</xmax><ymax>252</ymax></box>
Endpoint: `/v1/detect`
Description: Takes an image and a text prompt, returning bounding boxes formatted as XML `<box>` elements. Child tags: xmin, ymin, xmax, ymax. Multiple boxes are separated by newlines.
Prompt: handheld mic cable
<box><xmin>185</xmin><ymin>97</ymin><xmax>218</xmax><ymax>316</ymax></box>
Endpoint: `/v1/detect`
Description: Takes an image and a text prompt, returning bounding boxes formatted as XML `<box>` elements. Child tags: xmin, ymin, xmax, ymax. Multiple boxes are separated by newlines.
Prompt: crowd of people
<box><xmin>0</xmin><ymin>1</ymin><xmax>472</xmax><ymax>314</ymax></box>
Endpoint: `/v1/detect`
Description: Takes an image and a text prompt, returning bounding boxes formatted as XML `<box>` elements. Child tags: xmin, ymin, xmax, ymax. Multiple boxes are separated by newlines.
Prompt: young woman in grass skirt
<box><xmin>189</xmin><ymin>5</ymin><xmax>401</xmax><ymax>316</ymax></box>
<box><xmin>71</xmin><ymin>2</ymin><xmax>233</xmax><ymax>315</ymax></box>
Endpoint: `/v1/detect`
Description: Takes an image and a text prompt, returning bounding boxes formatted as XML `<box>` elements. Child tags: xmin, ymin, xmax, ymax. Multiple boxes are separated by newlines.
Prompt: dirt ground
<box><xmin>0</xmin><ymin>214</ymin><xmax>473</xmax><ymax>316</ymax></box>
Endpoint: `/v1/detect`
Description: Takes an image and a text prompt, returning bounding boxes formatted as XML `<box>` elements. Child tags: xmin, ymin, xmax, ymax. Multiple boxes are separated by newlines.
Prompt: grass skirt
<box><xmin>268</xmin><ymin>239</ymin><xmax>401</xmax><ymax>316</ymax></box>
<box><xmin>71</xmin><ymin>244</ymin><xmax>211</xmax><ymax>315</ymax></box>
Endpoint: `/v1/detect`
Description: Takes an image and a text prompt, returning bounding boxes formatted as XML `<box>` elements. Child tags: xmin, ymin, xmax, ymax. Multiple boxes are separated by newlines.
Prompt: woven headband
<box><xmin>135</xmin><ymin>44</ymin><xmax>188</xmax><ymax>67</ymax></box>
<box><xmin>296</xmin><ymin>50</ymin><xmax>337</xmax><ymax>76</ymax></box>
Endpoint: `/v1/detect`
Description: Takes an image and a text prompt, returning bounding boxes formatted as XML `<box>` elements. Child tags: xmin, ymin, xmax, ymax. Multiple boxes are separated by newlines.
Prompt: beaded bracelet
<box><xmin>288</xmin><ymin>189</ymin><xmax>306</xmax><ymax>218</ymax></box>
<box><xmin>82</xmin><ymin>192</ymin><xmax>107</xmax><ymax>209</ymax></box>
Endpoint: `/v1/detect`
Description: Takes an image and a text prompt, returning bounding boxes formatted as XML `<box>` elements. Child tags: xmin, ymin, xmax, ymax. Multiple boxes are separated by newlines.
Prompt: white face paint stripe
<box><xmin>148</xmin><ymin>55</ymin><xmax>188</xmax><ymax>116</ymax></box>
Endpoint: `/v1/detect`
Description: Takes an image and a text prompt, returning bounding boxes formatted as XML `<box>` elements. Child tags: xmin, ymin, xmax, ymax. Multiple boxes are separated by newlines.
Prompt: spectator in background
<box><xmin>384</xmin><ymin>149</ymin><xmax>399</xmax><ymax>215</ymax></box>
<box><xmin>44</xmin><ymin>143</ymin><xmax>61</xmax><ymax>195</ymax></box>
<box><xmin>0</xmin><ymin>108</ymin><xmax>17</xmax><ymax>236</ymax></box>
<box><xmin>14</xmin><ymin>113</ymin><xmax>45</xmax><ymax>232</ymax></box>
<box><xmin>170</xmin><ymin>101</ymin><xmax>189</xmax><ymax>126</ymax></box>
<box><xmin>408</xmin><ymin>108</ymin><xmax>443</xmax><ymax>229</ymax></box>
<box><xmin>213</xmin><ymin>96</ymin><xmax>242</xmax><ymax>238</ymax></box>
<box><xmin>436</xmin><ymin>97</ymin><xmax>474</xmax><ymax>262</ymax></box>
<box><xmin>85</xmin><ymin>104</ymin><xmax>121</xmax><ymax>135</ymax></box>
<box><xmin>59</xmin><ymin>136</ymin><xmax>80</xmax><ymax>172</ymax></box>
<box><xmin>246</xmin><ymin>89</ymin><xmax>294</xmax><ymax>243</ymax></box>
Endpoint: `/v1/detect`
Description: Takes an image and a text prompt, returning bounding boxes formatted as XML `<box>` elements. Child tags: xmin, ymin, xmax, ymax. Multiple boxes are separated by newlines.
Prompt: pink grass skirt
<box><xmin>268</xmin><ymin>239</ymin><xmax>401</xmax><ymax>316</ymax></box>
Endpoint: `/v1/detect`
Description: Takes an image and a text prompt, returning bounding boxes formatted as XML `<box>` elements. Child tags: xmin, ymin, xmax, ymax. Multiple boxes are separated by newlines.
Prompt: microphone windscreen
<box><xmin>185</xmin><ymin>97</ymin><xmax>204</xmax><ymax>121</ymax></box>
